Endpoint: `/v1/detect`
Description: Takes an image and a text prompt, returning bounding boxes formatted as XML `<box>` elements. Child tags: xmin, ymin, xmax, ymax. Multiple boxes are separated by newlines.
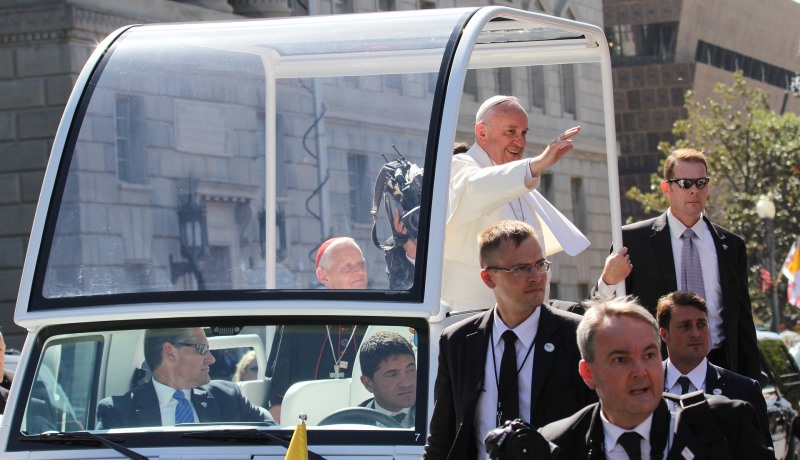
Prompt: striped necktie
<box><xmin>173</xmin><ymin>390</ymin><xmax>194</xmax><ymax>424</ymax></box>
<box><xmin>681</xmin><ymin>229</ymin><xmax>706</xmax><ymax>299</ymax></box>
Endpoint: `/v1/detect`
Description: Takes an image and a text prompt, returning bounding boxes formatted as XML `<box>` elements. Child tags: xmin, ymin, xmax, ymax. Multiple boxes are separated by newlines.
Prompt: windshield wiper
<box><xmin>20</xmin><ymin>431</ymin><xmax>149</xmax><ymax>460</ymax></box>
<box><xmin>183</xmin><ymin>429</ymin><xmax>326</xmax><ymax>459</ymax></box>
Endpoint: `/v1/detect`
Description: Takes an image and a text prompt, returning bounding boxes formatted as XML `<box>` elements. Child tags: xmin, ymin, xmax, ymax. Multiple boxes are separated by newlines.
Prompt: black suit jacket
<box><xmin>0</xmin><ymin>371</ymin><xmax>12</xmax><ymax>414</ymax></box>
<box><xmin>663</xmin><ymin>360</ymin><xmax>771</xmax><ymax>447</ymax></box>
<box><xmin>610</xmin><ymin>213</ymin><xmax>759</xmax><ymax>380</ymax></box>
<box><xmin>359</xmin><ymin>398</ymin><xmax>416</xmax><ymax>428</ymax></box>
<box><xmin>423</xmin><ymin>305</ymin><xmax>596</xmax><ymax>460</ymax></box>
<box><xmin>541</xmin><ymin>397</ymin><xmax>773</xmax><ymax>459</ymax></box>
<box><xmin>96</xmin><ymin>380</ymin><xmax>275</xmax><ymax>429</ymax></box>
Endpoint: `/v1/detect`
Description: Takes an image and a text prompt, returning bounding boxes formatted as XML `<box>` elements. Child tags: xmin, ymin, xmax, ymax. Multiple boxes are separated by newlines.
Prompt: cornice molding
<box><xmin>0</xmin><ymin>5</ymin><xmax>138</xmax><ymax>46</ymax></box>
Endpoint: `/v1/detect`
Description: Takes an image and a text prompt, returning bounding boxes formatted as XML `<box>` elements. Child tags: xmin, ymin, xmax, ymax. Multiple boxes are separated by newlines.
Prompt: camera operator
<box><xmin>372</xmin><ymin>153</ymin><xmax>422</xmax><ymax>290</ymax></box>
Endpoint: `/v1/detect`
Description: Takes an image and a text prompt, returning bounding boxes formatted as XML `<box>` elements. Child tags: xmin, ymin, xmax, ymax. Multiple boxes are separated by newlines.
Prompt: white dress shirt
<box><xmin>474</xmin><ymin>307</ymin><xmax>540</xmax><ymax>460</ymax></box>
<box><xmin>665</xmin><ymin>211</ymin><xmax>723</xmax><ymax>349</ymax></box>
<box><xmin>601</xmin><ymin>411</ymin><xmax>655</xmax><ymax>460</ymax></box>
<box><xmin>365</xmin><ymin>399</ymin><xmax>413</xmax><ymax>428</ymax></box>
<box><xmin>664</xmin><ymin>358</ymin><xmax>707</xmax><ymax>395</ymax></box>
<box><xmin>596</xmin><ymin>209</ymin><xmax>723</xmax><ymax>349</ymax></box>
<box><xmin>152</xmin><ymin>378</ymin><xmax>198</xmax><ymax>426</ymax></box>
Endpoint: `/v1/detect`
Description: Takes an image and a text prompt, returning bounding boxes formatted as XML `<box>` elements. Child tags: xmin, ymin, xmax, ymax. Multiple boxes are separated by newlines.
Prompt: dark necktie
<box><xmin>681</xmin><ymin>228</ymin><xmax>706</xmax><ymax>299</ymax></box>
<box><xmin>498</xmin><ymin>330</ymin><xmax>520</xmax><ymax>424</ymax></box>
<box><xmin>618</xmin><ymin>431</ymin><xmax>642</xmax><ymax>460</ymax></box>
<box><xmin>173</xmin><ymin>390</ymin><xmax>194</xmax><ymax>424</ymax></box>
<box><xmin>677</xmin><ymin>375</ymin><xmax>692</xmax><ymax>395</ymax></box>
<box><xmin>392</xmin><ymin>412</ymin><xmax>406</xmax><ymax>426</ymax></box>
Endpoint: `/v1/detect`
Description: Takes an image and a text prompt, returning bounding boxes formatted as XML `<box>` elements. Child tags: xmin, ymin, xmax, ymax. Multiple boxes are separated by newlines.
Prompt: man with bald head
<box><xmin>444</xmin><ymin>95</ymin><xmax>589</xmax><ymax>309</ymax></box>
<box><xmin>315</xmin><ymin>237</ymin><xmax>368</xmax><ymax>289</ymax></box>
<box><xmin>96</xmin><ymin>327</ymin><xmax>274</xmax><ymax>429</ymax></box>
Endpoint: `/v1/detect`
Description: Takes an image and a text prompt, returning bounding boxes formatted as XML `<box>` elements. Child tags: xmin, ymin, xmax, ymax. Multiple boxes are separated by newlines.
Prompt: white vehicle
<box><xmin>0</xmin><ymin>7</ymin><xmax>621</xmax><ymax>458</ymax></box>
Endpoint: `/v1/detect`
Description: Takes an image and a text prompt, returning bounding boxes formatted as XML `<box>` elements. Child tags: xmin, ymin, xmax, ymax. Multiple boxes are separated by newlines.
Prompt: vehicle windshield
<box><xmin>12</xmin><ymin>319</ymin><xmax>426</xmax><ymax>447</ymax></box>
<box><xmin>35</xmin><ymin>10</ymin><xmax>468</xmax><ymax>306</ymax></box>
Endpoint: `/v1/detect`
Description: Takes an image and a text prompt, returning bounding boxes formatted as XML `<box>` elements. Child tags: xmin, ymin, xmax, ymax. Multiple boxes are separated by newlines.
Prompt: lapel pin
<box><xmin>712</xmin><ymin>388</ymin><xmax>722</xmax><ymax>395</ymax></box>
<box><xmin>722</xmin><ymin>244</ymin><xmax>728</xmax><ymax>250</ymax></box>
<box><xmin>200</xmin><ymin>402</ymin><xmax>207</xmax><ymax>408</ymax></box>
<box><xmin>544</xmin><ymin>343</ymin><xmax>555</xmax><ymax>352</ymax></box>
<box><xmin>681</xmin><ymin>446</ymin><xmax>695</xmax><ymax>459</ymax></box>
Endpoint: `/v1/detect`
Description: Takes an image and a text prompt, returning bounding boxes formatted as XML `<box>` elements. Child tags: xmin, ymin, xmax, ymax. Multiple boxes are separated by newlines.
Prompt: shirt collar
<box><xmin>666</xmin><ymin>209</ymin><xmax>706</xmax><ymax>242</ymax></box>
<box><xmin>370</xmin><ymin>399</ymin><xmax>411</xmax><ymax>418</ymax></box>
<box><xmin>492</xmin><ymin>306</ymin><xmax>540</xmax><ymax>351</ymax></box>
<box><xmin>600</xmin><ymin>409</ymin><xmax>653</xmax><ymax>452</ymax></box>
<box><xmin>665</xmin><ymin>358</ymin><xmax>707</xmax><ymax>392</ymax></box>
<box><xmin>152</xmin><ymin>377</ymin><xmax>190</xmax><ymax>408</ymax></box>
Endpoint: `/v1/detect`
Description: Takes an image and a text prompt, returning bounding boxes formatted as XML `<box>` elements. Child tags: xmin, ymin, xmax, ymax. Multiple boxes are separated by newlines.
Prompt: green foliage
<box><xmin>627</xmin><ymin>71</ymin><xmax>800</xmax><ymax>325</ymax></box>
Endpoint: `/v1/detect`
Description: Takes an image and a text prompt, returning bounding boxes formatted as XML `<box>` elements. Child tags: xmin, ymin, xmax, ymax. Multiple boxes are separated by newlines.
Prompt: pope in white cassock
<box><xmin>443</xmin><ymin>95</ymin><xmax>590</xmax><ymax>309</ymax></box>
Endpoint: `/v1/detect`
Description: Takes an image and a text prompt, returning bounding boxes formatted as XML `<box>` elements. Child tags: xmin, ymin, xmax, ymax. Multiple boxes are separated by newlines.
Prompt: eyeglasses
<box><xmin>665</xmin><ymin>177</ymin><xmax>710</xmax><ymax>189</ymax></box>
<box><xmin>175</xmin><ymin>342</ymin><xmax>210</xmax><ymax>355</ymax></box>
<box><xmin>486</xmin><ymin>261</ymin><xmax>551</xmax><ymax>278</ymax></box>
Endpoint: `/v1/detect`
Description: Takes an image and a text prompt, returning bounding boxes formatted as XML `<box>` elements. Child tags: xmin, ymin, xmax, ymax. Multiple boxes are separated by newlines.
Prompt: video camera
<box><xmin>484</xmin><ymin>419</ymin><xmax>559</xmax><ymax>460</ymax></box>
<box><xmin>370</xmin><ymin>147</ymin><xmax>422</xmax><ymax>250</ymax></box>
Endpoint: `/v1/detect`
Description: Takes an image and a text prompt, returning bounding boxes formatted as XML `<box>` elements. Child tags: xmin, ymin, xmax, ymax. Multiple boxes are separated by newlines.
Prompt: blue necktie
<box><xmin>173</xmin><ymin>390</ymin><xmax>194</xmax><ymax>424</ymax></box>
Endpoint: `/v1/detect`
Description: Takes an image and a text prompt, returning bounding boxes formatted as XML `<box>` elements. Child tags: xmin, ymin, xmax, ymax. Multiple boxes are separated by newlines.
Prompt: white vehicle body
<box><xmin>0</xmin><ymin>7</ymin><xmax>620</xmax><ymax>458</ymax></box>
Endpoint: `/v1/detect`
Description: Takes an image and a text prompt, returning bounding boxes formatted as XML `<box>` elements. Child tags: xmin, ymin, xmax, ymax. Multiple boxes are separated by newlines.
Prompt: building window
<box><xmin>561</xmin><ymin>64</ymin><xmax>576</xmax><ymax>116</ymax></box>
<box><xmin>695</xmin><ymin>40</ymin><xmax>799</xmax><ymax>91</ymax></box>
<box><xmin>605</xmin><ymin>22</ymin><xmax>678</xmax><ymax>65</ymax></box>
<box><xmin>333</xmin><ymin>0</ymin><xmax>353</xmax><ymax>14</ymax></box>
<box><xmin>463</xmin><ymin>69</ymin><xmax>478</xmax><ymax>102</ymax></box>
<box><xmin>540</xmin><ymin>173</ymin><xmax>554</xmax><ymax>203</ymax></box>
<box><xmin>577</xmin><ymin>283</ymin><xmax>589</xmax><ymax>300</ymax></box>
<box><xmin>496</xmin><ymin>68</ymin><xmax>513</xmax><ymax>95</ymax></box>
<box><xmin>529</xmin><ymin>66</ymin><xmax>545</xmax><ymax>110</ymax></box>
<box><xmin>570</xmin><ymin>177</ymin><xmax>586</xmax><ymax>232</ymax></box>
<box><xmin>426</xmin><ymin>73</ymin><xmax>437</xmax><ymax>94</ymax></box>
<box><xmin>384</xmin><ymin>74</ymin><xmax>403</xmax><ymax>93</ymax></box>
<box><xmin>348</xmin><ymin>153</ymin><xmax>372</xmax><ymax>224</ymax></box>
<box><xmin>419</xmin><ymin>0</ymin><xmax>435</xmax><ymax>8</ymax></box>
<box><xmin>115</xmin><ymin>95</ymin><xmax>147</xmax><ymax>184</ymax></box>
<box><xmin>377</xmin><ymin>0</ymin><xmax>395</xmax><ymax>10</ymax></box>
<box><xmin>550</xmin><ymin>282</ymin><xmax>559</xmax><ymax>300</ymax></box>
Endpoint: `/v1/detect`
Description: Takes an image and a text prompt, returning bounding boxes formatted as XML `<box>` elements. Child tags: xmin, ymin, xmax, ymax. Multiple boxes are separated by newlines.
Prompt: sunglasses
<box><xmin>175</xmin><ymin>342</ymin><xmax>210</xmax><ymax>355</ymax></box>
<box><xmin>665</xmin><ymin>177</ymin><xmax>710</xmax><ymax>189</ymax></box>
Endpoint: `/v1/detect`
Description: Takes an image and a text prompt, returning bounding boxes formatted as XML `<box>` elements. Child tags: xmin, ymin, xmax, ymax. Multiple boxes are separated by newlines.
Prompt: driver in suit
<box><xmin>96</xmin><ymin>327</ymin><xmax>275</xmax><ymax>429</ymax></box>
<box><xmin>357</xmin><ymin>331</ymin><xmax>417</xmax><ymax>428</ymax></box>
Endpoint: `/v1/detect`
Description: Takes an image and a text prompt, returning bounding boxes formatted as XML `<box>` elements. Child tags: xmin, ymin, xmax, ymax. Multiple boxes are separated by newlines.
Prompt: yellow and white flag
<box><xmin>782</xmin><ymin>240</ymin><xmax>800</xmax><ymax>307</ymax></box>
<box><xmin>284</xmin><ymin>420</ymin><xmax>308</xmax><ymax>460</ymax></box>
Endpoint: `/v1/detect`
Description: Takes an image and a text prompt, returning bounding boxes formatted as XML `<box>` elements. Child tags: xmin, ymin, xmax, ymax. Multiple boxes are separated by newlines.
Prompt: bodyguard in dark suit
<box><xmin>595</xmin><ymin>148</ymin><xmax>759</xmax><ymax>380</ymax></box>
<box><xmin>96</xmin><ymin>327</ymin><xmax>274</xmax><ymax>429</ymax></box>
<box><xmin>656</xmin><ymin>291</ymin><xmax>771</xmax><ymax>447</ymax></box>
<box><xmin>540</xmin><ymin>296</ymin><xmax>772</xmax><ymax>459</ymax></box>
<box><xmin>423</xmin><ymin>221</ymin><xmax>595</xmax><ymax>460</ymax></box>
